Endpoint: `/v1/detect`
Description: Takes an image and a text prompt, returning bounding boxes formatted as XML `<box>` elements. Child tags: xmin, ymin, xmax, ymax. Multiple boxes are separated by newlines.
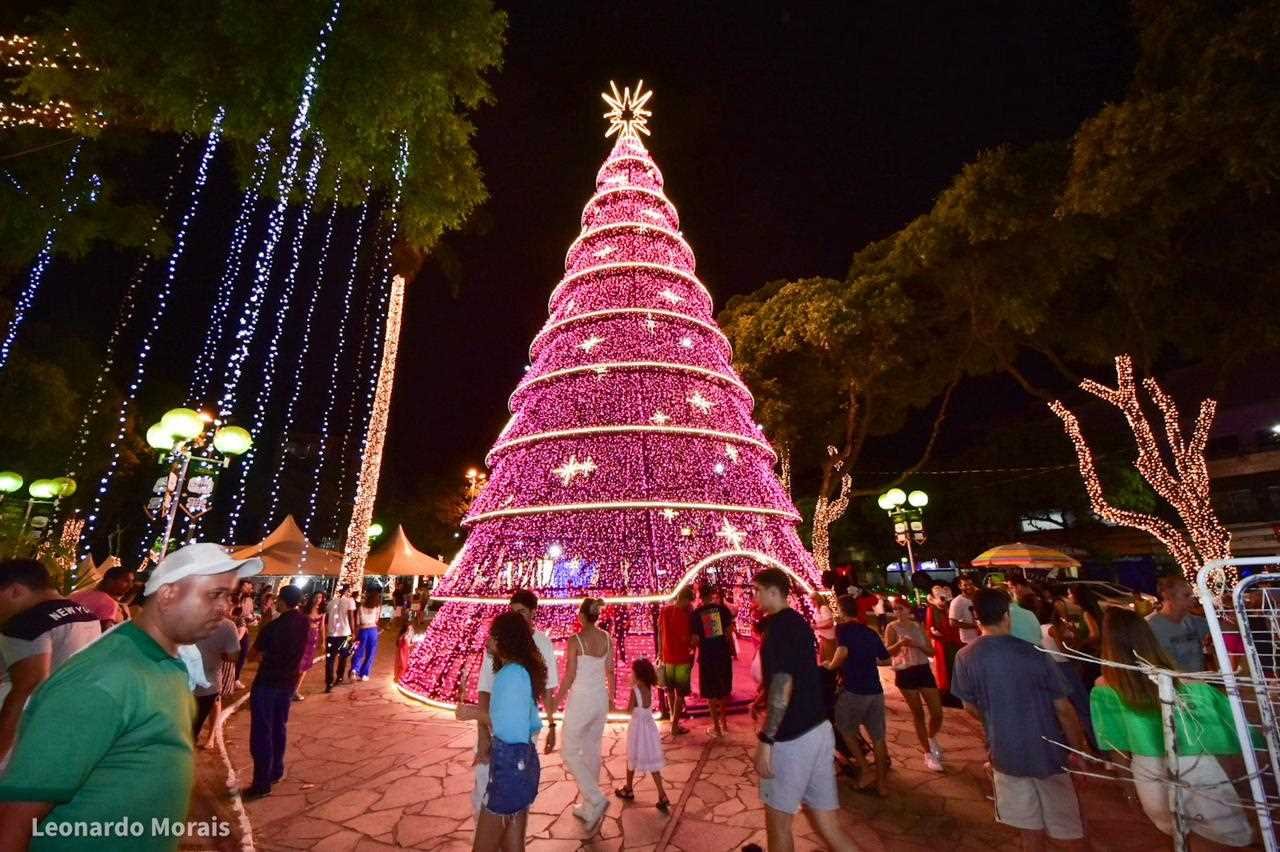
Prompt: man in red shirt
<box><xmin>657</xmin><ymin>586</ymin><xmax>695</xmax><ymax>734</ymax></box>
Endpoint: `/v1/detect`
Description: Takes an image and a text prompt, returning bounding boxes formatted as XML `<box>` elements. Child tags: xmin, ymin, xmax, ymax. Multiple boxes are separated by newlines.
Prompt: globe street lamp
<box><xmin>144</xmin><ymin>407</ymin><xmax>252</xmax><ymax>562</ymax></box>
<box><xmin>0</xmin><ymin>473</ymin><xmax>75</xmax><ymax>555</ymax></box>
<box><xmin>877</xmin><ymin>488</ymin><xmax>928</xmax><ymax>575</ymax></box>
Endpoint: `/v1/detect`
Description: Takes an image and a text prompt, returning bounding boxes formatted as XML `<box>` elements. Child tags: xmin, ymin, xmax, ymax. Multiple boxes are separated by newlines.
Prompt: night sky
<box><xmin>384</xmin><ymin>2</ymin><xmax>1136</xmax><ymax>496</ymax></box>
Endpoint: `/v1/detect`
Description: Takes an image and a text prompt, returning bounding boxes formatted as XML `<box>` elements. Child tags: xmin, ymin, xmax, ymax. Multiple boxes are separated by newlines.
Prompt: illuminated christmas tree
<box><xmin>400</xmin><ymin>82</ymin><xmax>818</xmax><ymax>704</ymax></box>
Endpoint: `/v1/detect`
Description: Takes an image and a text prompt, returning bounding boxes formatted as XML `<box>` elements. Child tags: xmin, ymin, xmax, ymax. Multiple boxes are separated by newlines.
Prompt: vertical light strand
<box><xmin>333</xmin><ymin>136</ymin><xmax>409</xmax><ymax>542</ymax></box>
<box><xmin>329</xmin><ymin>236</ymin><xmax>378</xmax><ymax>542</ymax></box>
<box><xmin>215</xmin><ymin>0</ymin><xmax>343</xmax><ymax>418</ymax></box>
<box><xmin>80</xmin><ymin>108</ymin><xmax>225</xmax><ymax>559</ymax></box>
<box><xmin>301</xmin><ymin>190</ymin><xmax>371</xmax><ymax>559</ymax></box>
<box><xmin>64</xmin><ymin>136</ymin><xmax>192</xmax><ymax>481</ymax></box>
<box><xmin>0</xmin><ymin>142</ymin><xmax>83</xmax><ymax>372</ymax></box>
<box><xmin>223</xmin><ymin>144</ymin><xmax>325</xmax><ymax>542</ymax></box>
<box><xmin>262</xmin><ymin>174</ymin><xmax>343</xmax><ymax>534</ymax></box>
<box><xmin>339</xmin><ymin>275</ymin><xmax>405</xmax><ymax>589</ymax></box>
<box><xmin>187</xmin><ymin>130</ymin><xmax>274</xmax><ymax>406</ymax></box>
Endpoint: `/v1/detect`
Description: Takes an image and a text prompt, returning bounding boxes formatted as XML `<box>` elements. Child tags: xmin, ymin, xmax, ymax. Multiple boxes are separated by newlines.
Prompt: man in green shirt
<box><xmin>0</xmin><ymin>543</ymin><xmax>262</xmax><ymax>850</ymax></box>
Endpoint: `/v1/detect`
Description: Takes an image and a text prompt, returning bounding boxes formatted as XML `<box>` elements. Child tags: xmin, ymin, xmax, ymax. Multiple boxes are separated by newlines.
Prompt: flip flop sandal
<box><xmin>614</xmin><ymin>787</ymin><xmax>635</xmax><ymax>800</ymax></box>
<box><xmin>656</xmin><ymin>798</ymin><xmax>671</xmax><ymax>813</ymax></box>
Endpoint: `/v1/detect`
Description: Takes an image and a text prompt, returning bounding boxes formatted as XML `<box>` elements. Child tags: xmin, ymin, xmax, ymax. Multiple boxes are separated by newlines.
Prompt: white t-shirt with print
<box><xmin>949</xmin><ymin>594</ymin><xmax>980</xmax><ymax>644</ymax></box>
<box><xmin>326</xmin><ymin>597</ymin><xmax>356</xmax><ymax>638</ymax></box>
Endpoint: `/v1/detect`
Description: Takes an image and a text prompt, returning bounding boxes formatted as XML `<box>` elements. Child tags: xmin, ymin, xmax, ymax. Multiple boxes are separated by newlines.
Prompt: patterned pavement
<box><xmin>196</xmin><ymin>640</ymin><xmax>1172</xmax><ymax>851</ymax></box>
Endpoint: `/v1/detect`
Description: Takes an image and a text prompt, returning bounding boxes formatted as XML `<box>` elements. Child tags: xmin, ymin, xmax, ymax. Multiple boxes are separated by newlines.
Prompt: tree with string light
<box><xmin>1050</xmin><ymin>355</ymin><xmax>1233</xmax><ymax>591</ymax></box>
<box><xmin>399</xmin><ymin>82</ymin><xmax>819</xmax><ymax>705</ymax></box>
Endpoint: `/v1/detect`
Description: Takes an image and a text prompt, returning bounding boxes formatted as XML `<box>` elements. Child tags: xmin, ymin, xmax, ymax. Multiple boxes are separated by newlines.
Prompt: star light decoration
<box><xmin>552</xmin><ymin>455</ymin><xmax>598</xmax><ymax>486</ymax></box>
<box><xmin>602</xmin><ymin>80</ymin><xmax>654</xmax><ymax>139</ymax></box>
<box><xmin>717</xmin><ymin>518</ymin><xmax>747</xmax><ymax>551</ymax></box>
<box><xmin>578</xmin><ymin>336</ymin><xmax>604</xmax><ymax>353</ymax></box>
<box><xmin>658</xmin><ymin>288</ymin><xmax>684</xmax><ymax>305</ymax></box>
<box><xmin>688</xmin><ymin>391</ymin><xmax>715</xmax><ymax>414</ymax></box>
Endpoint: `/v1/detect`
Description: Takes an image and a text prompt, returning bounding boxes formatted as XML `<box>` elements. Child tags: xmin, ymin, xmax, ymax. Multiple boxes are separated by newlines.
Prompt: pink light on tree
<box><xmin>399</xmin><ymin>83</ymin><xmax>819</xmax><ymax>706</ymax></box>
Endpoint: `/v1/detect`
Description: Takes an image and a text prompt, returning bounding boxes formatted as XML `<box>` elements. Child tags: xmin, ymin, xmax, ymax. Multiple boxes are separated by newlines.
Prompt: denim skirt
<box><xmin>485</xmin><ymin>737</ymin><xmax>540</xmax><ymax>815</ymax></box>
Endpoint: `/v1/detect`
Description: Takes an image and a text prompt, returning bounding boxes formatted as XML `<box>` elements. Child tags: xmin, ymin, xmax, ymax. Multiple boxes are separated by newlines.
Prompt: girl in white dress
<box><xmin>555</xmin><ymin>598</ymin><xmax>614</xmax><ymax>829</ymax></box>
<box><xmin>614</xmin><ymin>658</ymin><xmax>669</xmax><ymax>811</ymax></box>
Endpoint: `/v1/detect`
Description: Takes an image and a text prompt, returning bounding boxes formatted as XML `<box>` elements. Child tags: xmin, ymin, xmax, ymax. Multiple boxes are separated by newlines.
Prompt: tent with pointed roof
<box><xmin>231</xmin><ymin>515</ymin><xmax>343</xmax><ymax>577</ymax></box>
<box><xmin>365</xmin><ymin>526</ymin><xmax>449</xmax><ymax>577</ymax></box>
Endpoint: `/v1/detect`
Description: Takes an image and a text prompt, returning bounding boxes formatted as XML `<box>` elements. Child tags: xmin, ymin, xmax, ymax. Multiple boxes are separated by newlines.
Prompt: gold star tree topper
<box><xmin>602</xmin><ymin>80</ymin><xmax>653</xmax><ymax>139</ymax></box>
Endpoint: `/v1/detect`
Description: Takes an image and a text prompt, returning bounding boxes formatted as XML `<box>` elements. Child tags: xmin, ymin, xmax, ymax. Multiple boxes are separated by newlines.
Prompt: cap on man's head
<box><xmin>144</xmin><ymin>543</ymin><xmax>263</xmax><ymax>595</ymax></box>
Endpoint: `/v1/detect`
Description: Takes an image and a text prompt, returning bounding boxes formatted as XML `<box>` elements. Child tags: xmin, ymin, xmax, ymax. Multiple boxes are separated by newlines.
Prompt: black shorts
<box><xmin>699</xmin><ymin>659</ymin><xmax>733</xmax><ymax>699</ymax></box>
<box><xmin>893</xmin><ymin>663</ymin><xmax>936</xmax><ymax>691</ymax></box>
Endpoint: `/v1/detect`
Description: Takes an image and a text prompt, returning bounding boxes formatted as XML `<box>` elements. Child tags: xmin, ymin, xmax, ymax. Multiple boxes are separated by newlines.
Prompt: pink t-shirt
<box><xmin>68</xmin><ymin>589</ymin><xmax>121</xmax><ymax>625</ymax></box>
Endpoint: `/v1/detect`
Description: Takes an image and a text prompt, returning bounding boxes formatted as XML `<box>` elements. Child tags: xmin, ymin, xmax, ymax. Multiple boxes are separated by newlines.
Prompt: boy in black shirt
<box><xmin>753</xmin><ymin>568</ymin><xmax>856</xmax><ymax>852</ymax></box>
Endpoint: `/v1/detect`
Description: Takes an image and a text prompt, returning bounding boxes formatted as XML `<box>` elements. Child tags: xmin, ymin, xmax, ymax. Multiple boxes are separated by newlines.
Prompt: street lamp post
<box><xmin>0</xmin><ymin>473</ymin><xmax>76</xmax><ymax>556</ymax></box>
<box><xmin>877</xmin><ymin>488</ymin><xmax>928</xmax><ymax>575</ymax></box>
<box><xmin>144</xmin><ymin>407</ymin><xmax>252</xmax><ymax>561</ymax></box>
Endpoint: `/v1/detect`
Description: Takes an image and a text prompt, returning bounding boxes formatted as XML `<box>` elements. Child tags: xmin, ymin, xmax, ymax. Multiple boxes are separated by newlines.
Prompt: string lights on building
<box><xmin>80</xmin><ymin>108</ymin><xmax>225</xmax><ymax>558</ymax></box>
<box><xmin>1050</xmin><ymin>355</ymin><xmax>1235</xmax><ymax>591</ymax></box>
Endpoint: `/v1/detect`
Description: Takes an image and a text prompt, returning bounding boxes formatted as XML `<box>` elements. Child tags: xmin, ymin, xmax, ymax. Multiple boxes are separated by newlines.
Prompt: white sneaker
<box><xmin>924</xmin><ymin>752</ymin><xmax>944</xmax><ymax>773</ymax></box>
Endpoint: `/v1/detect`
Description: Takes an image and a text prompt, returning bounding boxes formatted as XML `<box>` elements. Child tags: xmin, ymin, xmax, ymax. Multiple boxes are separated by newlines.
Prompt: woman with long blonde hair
<box><xmin>555</xmin><ymin>597</ymin><xmax>614</xmax><ymax>831</ymax></box>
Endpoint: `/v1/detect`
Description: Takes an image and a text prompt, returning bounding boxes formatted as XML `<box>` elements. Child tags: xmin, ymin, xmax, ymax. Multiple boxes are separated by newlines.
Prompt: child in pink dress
<box><xmin>615</xmin><ymin>658</ymin><xmax>669</xmax><ymax>811</ymax></box>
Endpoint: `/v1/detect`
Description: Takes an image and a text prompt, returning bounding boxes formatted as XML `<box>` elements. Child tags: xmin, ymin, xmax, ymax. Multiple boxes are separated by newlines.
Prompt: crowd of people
<box><xmin>0</xmin><ymin>541</ymin><xmax>1261</xmax><ymax>851</ymax></box>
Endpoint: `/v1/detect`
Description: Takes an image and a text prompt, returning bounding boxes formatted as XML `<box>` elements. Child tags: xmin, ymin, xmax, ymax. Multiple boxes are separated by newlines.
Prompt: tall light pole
<box><xmin>877</xmin><ymin>488</ymin><xmax>928</xmax><ymax>576</ymax></box>
<box><xmin>144</xmin><ymin>407</ymin><xmax>252</xmax><ymax>561</ymax></box>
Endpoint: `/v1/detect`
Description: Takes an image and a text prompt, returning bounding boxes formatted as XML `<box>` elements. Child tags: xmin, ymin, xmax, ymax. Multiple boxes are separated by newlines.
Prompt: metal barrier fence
<box><xmin>1198</xmin><ymin>556</ymin><xmax>1280</xmax><ymax>851</ymax></box>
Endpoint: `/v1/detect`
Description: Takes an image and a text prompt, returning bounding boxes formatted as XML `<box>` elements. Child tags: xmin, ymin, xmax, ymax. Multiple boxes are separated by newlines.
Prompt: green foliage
<box><xmin>16</xmin><ymin>0</ymin><xmax>507</xmax><ymax>254</ymax></box>
<box><xmin>723</xmin><ymin>0</ymin><xmax>1280</xmax><ymax>562</ymax></box>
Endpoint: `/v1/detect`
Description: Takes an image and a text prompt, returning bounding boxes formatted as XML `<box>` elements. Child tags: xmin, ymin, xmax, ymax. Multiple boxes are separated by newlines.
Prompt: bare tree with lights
<box><xmin>1050</xmin><ymin>355</ymin><xmax>1233</xmax><ymax>589</ymax></box>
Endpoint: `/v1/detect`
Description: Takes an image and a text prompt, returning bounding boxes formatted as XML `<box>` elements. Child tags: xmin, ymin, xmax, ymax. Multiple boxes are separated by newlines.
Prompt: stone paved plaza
<box><xmin>194</xmin><ymin>642</ymin><xmax>1173</xmax><ymax>851</ymax></box>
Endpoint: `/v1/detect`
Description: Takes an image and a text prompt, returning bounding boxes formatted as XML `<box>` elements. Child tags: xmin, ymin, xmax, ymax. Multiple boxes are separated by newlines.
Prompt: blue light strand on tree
<box><xmin>262</xmin><ymin>174</ymin><xmax>344</xmax><ymax>535</ymax></box>
<box><xmin>80</xmin><ymin>108</ymin><xmax>226</xmax><ymax>559</ymax></box>
<box><xmin>333</xmin><ymin>137</ymin><xmax>410</xmax><ymax>540</ymax></box>
<box><xmin>301</xmin><ymin>190</ymin><xmax>371</xmax><ymax>564</ymax></box>
<box><xmin>187</xmin><ymin>130</ymin><xmax>274</xmax><ymax>407</ymax></box>
<box><xmin>223</xmin><ymin>144</ymin><xmax>325</xmax><ymax>542</ymax></box>
<box><xmin>64</xmin><ymin>136</ymin><xmax>192</xmax><ymax>481</ymax></box>
<box><xmin>216</xmin><ymin>0</ymin><xmax>343</xmax><ymax>418</ymax></box>
<box><xmin>0</xmin><ymin>142</ymin><xmax>83</xmax><ymax>373</ymax></box>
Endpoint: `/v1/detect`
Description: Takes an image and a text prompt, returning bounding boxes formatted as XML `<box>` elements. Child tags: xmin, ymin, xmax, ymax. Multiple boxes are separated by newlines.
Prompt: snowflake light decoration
<box><xmin>717</xmin><ymin>518</ymin><xmax>746</xmax><ymax>550</ymax></box>
<box><xmin>650</xmin><ymin>410</ymin><xmax>671</xmax><ymax>425</ymax></box>
<box><xmin>602</xmin><ymin>79</ymin><xmax>654</xmax><ymax>139</ymax></box>
<box><xmin>552</xmin><ymin>455</ymin><xmax>598</xmax><ymax>486</ymax></box>
<box><xmin>688</xmin><ymin>391</ymin><xmax>715</xmax><ymax>414</ymax></box>
<box><xmin>578</xmin><ymin>336</ymin><xmax>604</xmax><ymax>353</ymax></box>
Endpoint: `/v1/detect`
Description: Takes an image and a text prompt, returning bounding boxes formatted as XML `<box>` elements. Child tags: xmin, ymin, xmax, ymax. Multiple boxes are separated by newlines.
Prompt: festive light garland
<box><xmin>465</xmin><ymin>500</ymin><xmax>801</xmax><ymax>525</ymax></box>
<box><xmin>223</xmin><ymin>145</ymin><xmax>325</xmax><ymax>541</ymax></box>
<box><xmin>0</xmin><ymin>143</ymin><xmax>82</xmax><ymax>373</ymax></box>
<box><xmin>263</xmin><ymin>176</ymin><xmax>343</xmax><ymax>534</ymax></box>
<box><xmin>188</xmin><ymin>131</ymin><xmax>274</xmax><ymax>406</ymax></box>
<box><xmin>81</xmin><ymin>109</ymin><xmax>225</xmax><ymax>557</ymax></box>
<box><xmin>333</xmin><ymin>137</ymin><xmax>409</xmax><ymax>546</ymax></box>
<box><xmin>301</xmin><ymin>192</ymin><xmax>371</xmax><ymax>556</ymax></box>
<box><xmin>0</xmin><ymin>100</ymin><xmax>103</xmax><ymax>130</ymax></box>
<box><xmin>0</xmin><ymin>33</ymin><xmax>99</xmax><ymax>70</ymax></box>
<box><xmin>400</xmin><ymin>91</ymin><xmax>817</xmax><ymax>704</ymax></box>
<box><xmin>1050</xmin><ymin>354</ymin><xmax>1234</xmax><ymax>591</ymax></box>
<box><xmin>216</xmin><ymin>0</ymin><xmax>342</xmax><ymax>419</ymax></box>
<box><xmin>64</xmin><ymin>137</ymin><xmax>192</xmax><ymax>482</ymax></box>
<box><xmin>339</xmin><ymin>274</ymin><xmax>405</xmax><ymax>589</ymax></box>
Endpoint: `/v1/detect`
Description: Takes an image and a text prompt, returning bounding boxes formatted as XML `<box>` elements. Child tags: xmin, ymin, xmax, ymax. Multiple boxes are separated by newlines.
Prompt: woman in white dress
<box><xmin>555</xmin><ymin>598</ymin><xmax>614</xmax><ymax>829</ymax></box>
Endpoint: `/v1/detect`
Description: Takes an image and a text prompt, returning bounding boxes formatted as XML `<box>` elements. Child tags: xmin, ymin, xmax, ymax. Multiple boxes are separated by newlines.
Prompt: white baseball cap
<box><xmin>144</xmin><ymin>542</ymin><xmax>264</xmax><ymax>595</ymax></box>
